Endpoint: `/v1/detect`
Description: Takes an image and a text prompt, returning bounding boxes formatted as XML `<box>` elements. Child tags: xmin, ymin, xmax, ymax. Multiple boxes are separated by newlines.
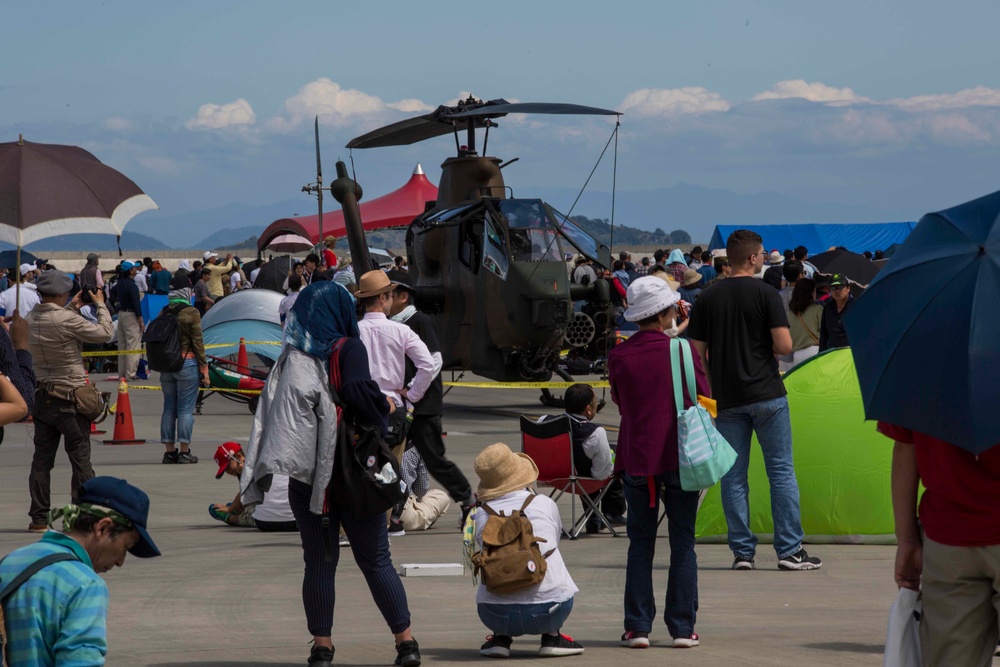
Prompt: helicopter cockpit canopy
<box><xmin>416</xmin><ymin>197</ymin><xmax>611</xmax><ymax>276</ymax></box>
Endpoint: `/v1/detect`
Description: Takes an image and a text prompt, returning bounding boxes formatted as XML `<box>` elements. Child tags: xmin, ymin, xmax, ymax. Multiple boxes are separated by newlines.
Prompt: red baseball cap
<box><xmin>214</xmin><ymin>442</ymin><xmax>243</xmax><ymax>479</ymax></box>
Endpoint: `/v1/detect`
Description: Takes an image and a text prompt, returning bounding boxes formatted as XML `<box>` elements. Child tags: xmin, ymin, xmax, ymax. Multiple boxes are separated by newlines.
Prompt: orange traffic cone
<box><xmin>84</xmin><ymin>371</ymin><xmax>106</xmax><ymax>435</ymax></box>
<box><xmin>237</xmin><ymin>337</ymin><xmax>249</xmax><ymax>373</ymax></box>
<box><xmin>103</xmin><ymin>380</ymin><xmax>145</xmax><ymax>445</ymax></box>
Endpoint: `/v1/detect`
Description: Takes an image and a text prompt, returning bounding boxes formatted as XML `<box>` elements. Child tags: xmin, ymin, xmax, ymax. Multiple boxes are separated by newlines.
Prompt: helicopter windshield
<box><xmin>545</xmin><ymin>205</ymin><xmax>600</xmax><ymax>261</ymax></box>
<box><xmin>498</xmin><ymin>199</ymin><xmax>565</xmax><ymax>263</ymax></box>
<box><xmin>497</xmin><ymin>199</ymin><xmax>604</xmax><ymax>265</ymax></box>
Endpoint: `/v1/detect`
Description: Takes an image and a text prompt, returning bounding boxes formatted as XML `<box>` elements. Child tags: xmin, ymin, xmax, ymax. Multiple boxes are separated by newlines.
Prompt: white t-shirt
<box><xmin>0</xmin><ymin>283</ymin><xmax>40</xmax><ymax>317</ymax></box>
<box><xmin>278</xmin><ymin>291</ymin><xmax>300</xmax><ymax>332</ymax></box>
<box><xmin>229</xmin><ymin>272</ymin><xmax>241</xmax><ymax>293</ymax></box>
<box><xmin>250</xmin><ymin>267</ymin><xmax>261</xmax><ymax>284</ymax></box>
<box><xmin>253</xmin><ymin>474</ymin><xmax>295</xmax><ymax>523</ymax></box>
<box><xmin>134</xmin><ymin>272</ymin><xmax>148</xmax><ymax>293</ymax></box>
<box><xmin>474</xmin><ymin>489</ymin><xmax>578</xmax><ymax>605</ymax></box>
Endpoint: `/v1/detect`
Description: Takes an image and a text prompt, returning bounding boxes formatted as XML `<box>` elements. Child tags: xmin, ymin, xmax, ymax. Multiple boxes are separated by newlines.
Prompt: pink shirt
<box><xmin>358</xmin><ymin>312</ymin><xmax>435</xmax><ymax>406</ymax></box>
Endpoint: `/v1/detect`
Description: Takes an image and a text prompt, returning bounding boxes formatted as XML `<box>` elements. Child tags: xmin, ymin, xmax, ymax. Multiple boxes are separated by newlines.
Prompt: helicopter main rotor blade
<box><xmin>346</xmin><ymin>114</ymin><xmax>456</xmax><ymax>149</ymax></box>
<box><xmin>445</xmin><ymin>102</ymin><xmax>620</xmax><ymax>119</ymax></box>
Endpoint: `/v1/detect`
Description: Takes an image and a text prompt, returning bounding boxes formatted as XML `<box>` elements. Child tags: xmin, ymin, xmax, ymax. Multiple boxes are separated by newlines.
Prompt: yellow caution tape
<box><xmin>443</xmin><ymin>380</ymin><xmax>610</xmax><ymax>389</ymax></box>
<box><xmin>81</xmin><ymin>341</ymin><xmax>281</xmax><ymax>358</ymax></box>
<box><xmin>120</xmin><ymin>385</ymin><xmax>263</xmax><ymax>395</ymax></box>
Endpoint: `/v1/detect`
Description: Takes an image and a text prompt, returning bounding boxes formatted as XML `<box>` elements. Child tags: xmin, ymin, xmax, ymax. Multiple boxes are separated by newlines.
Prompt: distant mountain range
<box><xmin>1</xmin><ymin>231</ymin><xmax>170</xmax><ymax>253</ymax></box>
<box><xmin>14</xmin><ymin>183</ymin><xmax>917</xmax><ymax>252</ymax></box>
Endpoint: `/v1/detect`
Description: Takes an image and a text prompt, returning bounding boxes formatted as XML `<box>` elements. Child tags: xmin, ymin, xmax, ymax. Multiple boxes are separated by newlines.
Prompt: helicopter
<box><xmin>327</xmin><ymin>96</ymin><xmax>623</xmax><ymax>400</ymax></box>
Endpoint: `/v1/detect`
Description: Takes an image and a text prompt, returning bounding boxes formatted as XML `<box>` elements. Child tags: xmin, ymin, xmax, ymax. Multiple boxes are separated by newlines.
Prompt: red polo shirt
<box><xmin>878</xmin><ymin>422</ymin><xmax>1000</xmax><ymax>547</ymax></box>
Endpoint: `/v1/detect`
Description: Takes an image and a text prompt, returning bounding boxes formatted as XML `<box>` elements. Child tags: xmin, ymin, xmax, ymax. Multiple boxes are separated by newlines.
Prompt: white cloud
<box><xmin>752</xmin><ymin>80</ymin><xmax>869</xmax><ymax>105</ymax></box>
<box><xmin>266</xmin><ymin>78</ymin><xmax>433</xmax><ymax>132</ymax></box>
<box><xmin>387</xmin><ymin>98</ymin><xmax>434</xmax><ymax>113</ymax></box>
<box><xmin>103</xmin><ymin>116</ymin><xmax>136</xmax><ymax>132</ymax></box>
<box><xmin>923</xmin><ymin>113</ymin><xmax>991</xmax><ymax>142</ymax></box>
<box><xmin>185</xmin><ymin>99</ymin><xmax>256</xmax><ymax>130</ymax></box>
<box><xmin>620</xmin><ymin>87</ymin><xmax>731</xmax><ymax>117</ymax></box>
<box><xmin>888</xmin><ymin>86</ymin><xmax>1000</xmax><ymax>112</ymax></box>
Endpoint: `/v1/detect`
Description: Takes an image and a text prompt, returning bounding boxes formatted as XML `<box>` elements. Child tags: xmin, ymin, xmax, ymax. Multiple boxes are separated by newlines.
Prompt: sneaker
<box><xmin>620</xmin><ymin>631</ymin><xmax>649</xmax><ymax>648</ymax></box>
<box><xmin>387</xmin><ymin>517</ymin><xmax>406</xmax><ymax>537</ymax></box>
<box><xmin>338</xmin><ymin>534</ymin><xmax>350</xmax><ymax>547</ymax></box>
<box><xmin>539</xmin><ymin>633</ymin><xmax>584</xmax><ymax>657</ymax></box>
<box><xmin>162</xmin><ymin>450</ymin><xmax>179</xmax><ymax>464</ymax></box>
<box><xmin>778</xmin><ymin>548</ymin><xmax>822</xmax><ymax>571</ymax></box>
<box><xmin>732</xmin><ymin>555</ymin><xmax>755</xmax><ymax>570</ymax></box>
<box><xmin>308</xmin><ymin>644</ymin><xmax>334</xmax><ymax>666</ymax></box>
<box><xmin>672</xmin><ymin>634</ymin><xmax>699</xmax><ymax>648</ymax></box>
<box><xmin>394</xmin><ymin>639</ymin><xmax>421</xmax><ymax>666</ymax></box>
<box><xmin>585</xmin><ymin>521</ymin><xmax>601</xmax><ymax>534</ymax></box>
<box><xmin>27</xmin><ymin>522</ymin><xmax>48</xmax><ymax>533</ymax></box>
<box><xmin>480</xmin><ymin>634</ymin><xmax>513</xmax><ymax>658</ymax></box>
<box><xmin>177</xmin><ymin>451</ymin><xmax>199</xmax><ymax>464</ymax></box>
<box><xmin>605</xmin><ymin>514</ymin><xmax>627</xmax><ymax>527</ymax></box>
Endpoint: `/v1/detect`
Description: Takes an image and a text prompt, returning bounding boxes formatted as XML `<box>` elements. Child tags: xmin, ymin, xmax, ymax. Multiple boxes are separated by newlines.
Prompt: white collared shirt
<box><xmin>358</xmin><ymin>311</ymin><xmax>437</xmax><ymax>406</ymax></box>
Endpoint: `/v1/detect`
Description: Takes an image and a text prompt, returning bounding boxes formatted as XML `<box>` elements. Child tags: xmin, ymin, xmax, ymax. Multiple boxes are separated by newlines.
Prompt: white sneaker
<box><xmin>620</xmin><ymin>631</ymin><xmax>649</xmax><ymax>648</ymax></box>
<box><xmin>672</xmin><ymin>634</ymin><xmax>699</xmax><ymax>648</ymax></box>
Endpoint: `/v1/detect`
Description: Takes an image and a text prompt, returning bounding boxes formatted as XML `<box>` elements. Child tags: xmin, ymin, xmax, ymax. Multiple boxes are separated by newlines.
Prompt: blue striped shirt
<box><xmin>0</xmin><ymin>532</ymin><xmax>108</xmax><ymax>666</ymax></box>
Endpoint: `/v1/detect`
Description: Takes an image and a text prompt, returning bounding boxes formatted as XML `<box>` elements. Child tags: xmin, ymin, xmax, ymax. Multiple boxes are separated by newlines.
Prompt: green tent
<box><xmin>695</xmin><ymin>348</ymin><xmax>896</xmax><ymax>544</ymax></box>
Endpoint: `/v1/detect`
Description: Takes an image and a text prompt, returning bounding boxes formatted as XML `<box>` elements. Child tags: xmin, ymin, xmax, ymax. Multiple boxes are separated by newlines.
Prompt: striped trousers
<box><xmin>288</xmin><ymin>478</ymin><xmax>411</xmax><ymax>636</ymax></box>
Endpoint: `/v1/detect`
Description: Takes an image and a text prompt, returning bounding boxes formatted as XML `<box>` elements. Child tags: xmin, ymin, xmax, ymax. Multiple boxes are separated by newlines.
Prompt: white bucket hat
<box><xmin>624</xmin><ymin>276</ymin><xmax>681</xmax><ymax>322</ymax></box>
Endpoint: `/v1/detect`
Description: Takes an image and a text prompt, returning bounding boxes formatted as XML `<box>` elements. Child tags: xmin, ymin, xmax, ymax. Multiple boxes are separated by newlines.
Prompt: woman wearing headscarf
<box><xmin>665</xmin><ymin>249</ymin><xmax>689</xmax><ymax>284</ymax></box>
<box><xmin>239</xmin><ymin>281</ymin><xmax>421</xmax><ymax>667</ymax></box>
<box><xmin>159</xmin><ymin>275</ymin><xmax>208</xmax><ymax>464</ymax></box>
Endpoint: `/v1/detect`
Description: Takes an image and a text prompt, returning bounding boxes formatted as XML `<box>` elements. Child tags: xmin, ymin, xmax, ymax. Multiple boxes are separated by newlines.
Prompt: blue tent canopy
<box><xmin>707</xmin><ymin>222</ymin><xmax>917</xmax><ymax>255</ymax></box>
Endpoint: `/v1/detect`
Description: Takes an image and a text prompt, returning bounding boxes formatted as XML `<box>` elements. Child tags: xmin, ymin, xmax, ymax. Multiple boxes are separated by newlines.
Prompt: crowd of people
<box><xmin>0</xmin><ymin>228</ymin><xmax>996</xmax><ymax>666</ymax></box>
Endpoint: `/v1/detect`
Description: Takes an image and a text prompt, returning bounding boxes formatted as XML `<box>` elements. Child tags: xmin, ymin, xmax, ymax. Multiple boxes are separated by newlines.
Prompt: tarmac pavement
<box><xmin>0</xmin><ymin>375</ymin><xmax>948</xmax><ymax>666</ymax></box>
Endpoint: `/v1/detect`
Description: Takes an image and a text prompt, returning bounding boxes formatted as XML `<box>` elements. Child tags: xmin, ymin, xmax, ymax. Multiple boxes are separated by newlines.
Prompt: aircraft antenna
<box><xmin>609</xmin><ymin>119</ymin><xmax>619</xmax><ymax>256</ymax></box>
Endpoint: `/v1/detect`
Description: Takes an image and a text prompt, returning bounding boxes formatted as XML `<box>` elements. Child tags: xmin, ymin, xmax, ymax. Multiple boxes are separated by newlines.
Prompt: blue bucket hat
<box><xmin>77</xmin><ymin>476</ymin><xmax>160</xmax><ymax>558</ymax></box>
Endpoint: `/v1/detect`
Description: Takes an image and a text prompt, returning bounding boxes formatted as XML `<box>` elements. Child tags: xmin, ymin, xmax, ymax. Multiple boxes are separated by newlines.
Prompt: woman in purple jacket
<box><xmin>608</xmin><ymin>276</ymin><xmax>711</xmax><ymax>651</ymax></box>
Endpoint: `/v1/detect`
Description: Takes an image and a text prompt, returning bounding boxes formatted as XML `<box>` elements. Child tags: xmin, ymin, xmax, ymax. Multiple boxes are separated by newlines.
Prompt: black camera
<box><xmin>80</xmin><ymin>286</ymin><xmax>98</xmax><ymax>304</ymax></box>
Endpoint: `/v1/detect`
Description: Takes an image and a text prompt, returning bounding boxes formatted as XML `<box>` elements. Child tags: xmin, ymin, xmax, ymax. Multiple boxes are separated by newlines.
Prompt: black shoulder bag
<box><xmin>326</xmin><ymin>339</ymin><xmax>406</xmax><ymax>520</ymax></box>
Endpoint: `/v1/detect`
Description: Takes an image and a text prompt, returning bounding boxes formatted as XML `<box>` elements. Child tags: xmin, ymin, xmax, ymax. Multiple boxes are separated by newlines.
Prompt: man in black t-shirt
<box><xmin>688</xmin><ymin>229</ymin><xmax>822</xmax><ymax>572</ymax></box>
<box><xmin>386</xmin><ymin>271</ymin><xmax>476</xmax><ymax>529</ymax></box>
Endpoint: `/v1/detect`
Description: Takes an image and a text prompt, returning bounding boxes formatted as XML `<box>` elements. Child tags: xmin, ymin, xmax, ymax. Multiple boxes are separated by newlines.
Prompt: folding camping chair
<box><xmin>519</xmin><ymin>414</ymin><xmax>620</xmax><ymax>539</ymax></box>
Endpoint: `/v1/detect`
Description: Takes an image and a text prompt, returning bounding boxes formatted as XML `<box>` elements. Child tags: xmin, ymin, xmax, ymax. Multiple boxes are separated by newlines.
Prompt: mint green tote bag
<box><xmin>670</xmin><ymin>337</ymin><xmax>738</xmax><ymax>491</ymax></box>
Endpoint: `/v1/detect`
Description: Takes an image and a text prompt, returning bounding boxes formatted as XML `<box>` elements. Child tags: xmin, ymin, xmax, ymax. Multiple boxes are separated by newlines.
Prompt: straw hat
<box><xmin>475</xmin><ymin>443</ymin><xmax>539</xmax><ymax>502</ymax></box>
<box><xmin>355</xmin><ymin>269</ymin><xmax>397</xmax><ymax>298</ymax></box>
<box><xmin>323</xmin><ymin>235</ymin><xmax>337</xmax><ymax>247</ymax></box>
<box><xmin>682</xmin><ymin>269</ymin><xmax>702</xmax><ymax>288</ymax></box>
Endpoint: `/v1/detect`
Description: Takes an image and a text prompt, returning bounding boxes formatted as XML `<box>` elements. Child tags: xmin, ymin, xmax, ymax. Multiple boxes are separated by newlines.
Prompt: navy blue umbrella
<box><xmin>0</xmin><ymin>249</ymin><xmax>37</xmax><ymax>270</ymax></box>
<box><xmin>845</xmin><ymin>190</ymin><xmax>1000</xmax><ymax>454</ymax></box>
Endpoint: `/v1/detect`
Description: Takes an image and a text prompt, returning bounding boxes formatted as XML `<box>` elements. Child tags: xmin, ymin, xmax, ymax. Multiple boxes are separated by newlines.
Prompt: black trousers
<box><xmin>408</xmin><ymin>414</ymin><xmax>472</xmax><ymax>503</ymax></box>
<box><xmin>587</xmin><ymin>477</ymin><xmax>626</xmax><ymax>525</ymax></box>
<box><xmin>29</xmin><ymin>389</ymin><xmax>95</xmax><ymax>523</ymax></box>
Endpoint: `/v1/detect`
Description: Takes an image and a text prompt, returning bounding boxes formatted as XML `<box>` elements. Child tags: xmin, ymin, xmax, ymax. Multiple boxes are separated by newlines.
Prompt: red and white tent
<box><xmin>257</xmin><ymin>164</ymin><xmax>437</xmax><ymax>252</ymax></box>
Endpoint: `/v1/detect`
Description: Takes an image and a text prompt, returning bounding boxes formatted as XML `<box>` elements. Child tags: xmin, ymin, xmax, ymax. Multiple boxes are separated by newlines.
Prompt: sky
<box><xmin>5</xmin><ymin>1</ymin><xmax>1000</xmax><ymax>240</ymax></box>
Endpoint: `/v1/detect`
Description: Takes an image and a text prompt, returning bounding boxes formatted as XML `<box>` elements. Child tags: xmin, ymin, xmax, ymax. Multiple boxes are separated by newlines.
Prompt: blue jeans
<box><xmin>622</xmin><ymin>471</ymin><xmax>699</xmax><ymax>638</ymax></box>
<box><xmin>159</xmin><ymin>359</ymin><xmax>200</xmax><ymax>444</ymax></box>
<box><xmin>478</xmin><ymin>599</ymin><xmax>574</xmax><ymax>637</ymax></box>
<box><xmin>714</xmin><ymin>396</ymin><xmax>804</xmax><ymax>559</ymax></box>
